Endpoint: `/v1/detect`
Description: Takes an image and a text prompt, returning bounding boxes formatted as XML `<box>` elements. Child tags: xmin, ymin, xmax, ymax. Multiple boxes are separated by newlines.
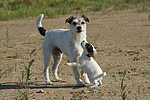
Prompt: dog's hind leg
<box><xmin>43</xmin><ymin>47</ymin><xmax>53</xmax><ymax>84</ymax></box>
<box><xmin>52</xmin><ymin>47</ymin><xmax>63</xmax><ymax>81</ymax></box>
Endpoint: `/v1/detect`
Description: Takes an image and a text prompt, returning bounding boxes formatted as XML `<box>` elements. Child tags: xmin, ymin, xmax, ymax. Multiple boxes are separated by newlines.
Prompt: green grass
<box><xmin>0</xmin><ymin>66</ymin><xmax>15</xmax><ymax>78</ymax></box>
<box><xmin>0</xmin><ymin>0</ymin><xmax>150</xmax><ymax>20</ymax></box>
<box><xmin>120</xmin><ymin>70</ymin><xmax>127</xmax><ymax>100</ymax></box>
<box><xmin>14</xmin><ymin>49</ymin><xmax>36</xmax><ymax>100</ymax></box>
<box><xmin>120</xmin><ymin>70</ymin><xmax>150</xmax><ymax>100</ymax></box>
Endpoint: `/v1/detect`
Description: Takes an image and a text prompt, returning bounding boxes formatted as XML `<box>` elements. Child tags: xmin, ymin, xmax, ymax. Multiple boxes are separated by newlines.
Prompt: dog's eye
<box><xmin>81</xmin><ymin>22</ymin><xmax>85</xmax><ymax>25</ymax></box>
<box><xmin>72</xmin><ymin>22</ymin><xmax>77</xmax><ymax>26</ymax></box>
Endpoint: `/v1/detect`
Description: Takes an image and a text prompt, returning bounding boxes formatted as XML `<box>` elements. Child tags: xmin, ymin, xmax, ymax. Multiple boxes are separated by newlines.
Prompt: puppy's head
<box><xmin>81</xmin><ymin>40</ymin><xmax>97</xmax><ymax>57</ymax></box>
<box><xmin>65</xmin><ymin>15</ymin><xmax>89</xmax><ymax>34</ymax></box>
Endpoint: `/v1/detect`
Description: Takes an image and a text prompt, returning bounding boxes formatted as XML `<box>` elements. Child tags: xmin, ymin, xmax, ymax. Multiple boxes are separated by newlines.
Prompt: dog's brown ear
<box><xmin>65</xmin><ymin>16</ymin><xmax>74</xmax><ymax>24</ymax></box>
<box><xmin>81</xmin><ymin>15</ymin><xmax>89</xmax><ymax>22</ymax></box>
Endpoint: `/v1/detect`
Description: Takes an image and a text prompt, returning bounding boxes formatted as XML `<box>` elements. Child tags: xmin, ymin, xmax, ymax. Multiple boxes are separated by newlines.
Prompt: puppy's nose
<box><xmin>77</xmin><ymin>26</ymin><xmax>81</xmax><ymax>31</ymax></box>
<box><xmin>82</xmin><ymin>40</ymin><xmax>85</xmax><ymax>42</ymax></box>
<box><xmin>81</xmin><ymin>40</ymin><xmax>85</xmax><ymax>45</ymax></box>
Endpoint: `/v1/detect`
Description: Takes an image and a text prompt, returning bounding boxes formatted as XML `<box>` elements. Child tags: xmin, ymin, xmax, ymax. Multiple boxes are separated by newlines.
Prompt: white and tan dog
<box><xmin>67</xmin><ymin>41</ymin><xmax>106</xmax><ymax>88</ymax></box>
<box><xmin>36</xmin><ymin>14</ymin><xmax>89</xmax><ymax>86</ymax></box>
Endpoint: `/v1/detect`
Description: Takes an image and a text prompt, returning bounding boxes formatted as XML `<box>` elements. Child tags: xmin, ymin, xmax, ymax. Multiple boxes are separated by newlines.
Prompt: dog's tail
<box><xmin>36</xmin><ymin>14</ymin><xmax>46</xmax><ymax>36</ymax></box>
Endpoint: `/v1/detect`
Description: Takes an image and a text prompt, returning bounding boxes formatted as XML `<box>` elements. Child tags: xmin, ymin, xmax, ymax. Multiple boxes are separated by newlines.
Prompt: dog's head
<box><xmin>81</xmin><ymin>40</ymin><xmax>97</xmax><ymax>57</ymax></box>
<box><xmin>65</xmin><ymin>15</ymin><xmax>89</xmax><ymax>34</ymax></box>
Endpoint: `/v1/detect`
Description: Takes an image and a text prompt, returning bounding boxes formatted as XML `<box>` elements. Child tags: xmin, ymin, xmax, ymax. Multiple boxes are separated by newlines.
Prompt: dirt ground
<box><xmin>0</xmin><ymin>10</ymin><xmax>150</xmax><ymax>100</ymax></box>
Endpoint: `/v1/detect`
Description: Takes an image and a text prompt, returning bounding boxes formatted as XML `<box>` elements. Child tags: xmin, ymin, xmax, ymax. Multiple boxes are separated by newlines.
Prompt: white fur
<box><xmin>36</xmin><ymin>14</ymin><xmax>44</xmax><ymax>28</ymax></box>
<box><xmin>36</xmin><ymin>14</ymin><xmax>89</xmax><ymax>86</ymax></box>
<box><xmin>67</xmin><ymin>41</ymin><xmax>106</xmax><ymax>88</ymax></box>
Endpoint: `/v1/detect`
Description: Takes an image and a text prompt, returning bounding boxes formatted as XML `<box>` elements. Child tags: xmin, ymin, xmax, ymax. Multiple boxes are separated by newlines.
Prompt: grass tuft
<box><xmin>120</xmin><ymin>70</ymin><xmax>127</xmax><ymax>100</ymax></box>
<box><xmin>14</xmin><ymin>49</ymin><xmax>36</xmax><ymax>100</ymax></box>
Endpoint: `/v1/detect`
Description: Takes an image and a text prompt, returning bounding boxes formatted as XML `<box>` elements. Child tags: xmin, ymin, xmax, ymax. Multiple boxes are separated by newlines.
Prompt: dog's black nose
<box><xmin>77</xmin><ymin>26</ymin><xmax>81</xmax><ymax>31</ymax></box>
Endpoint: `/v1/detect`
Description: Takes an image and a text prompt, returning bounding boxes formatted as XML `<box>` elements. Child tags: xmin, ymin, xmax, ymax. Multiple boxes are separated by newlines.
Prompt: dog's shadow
<box><xmin>0</xmin><ymin>81</ymin><xmax>85</xmax><ymax>90</ymax></box>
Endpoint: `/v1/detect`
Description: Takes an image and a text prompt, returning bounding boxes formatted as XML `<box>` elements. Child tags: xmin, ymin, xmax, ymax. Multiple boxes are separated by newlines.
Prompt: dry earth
<box><xmin>0</xmin><ymin>10</ymin><xmax>150</xmax><ymax>100</ymax></box>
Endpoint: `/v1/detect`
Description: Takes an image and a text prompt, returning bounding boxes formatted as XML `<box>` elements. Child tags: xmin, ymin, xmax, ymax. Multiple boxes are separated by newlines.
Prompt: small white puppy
<box><xmin>67</xmin><ymin>41</ymin><xmax>106</xmax><ymax>88</ymax></box>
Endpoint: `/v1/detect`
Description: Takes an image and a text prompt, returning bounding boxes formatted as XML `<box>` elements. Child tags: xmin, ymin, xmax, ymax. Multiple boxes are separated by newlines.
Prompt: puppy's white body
<box><xmin>67</xmin><ymin>41</ymin><xmax>106</xmax><ymax>88</ymax></box>
<box><xmin>36</xmin><ymin>14</ymin><xmax>89</xmax><ymax>86</ymax></box>
<box><xmin>80</xmin><ymin>56</ymin><xmax>103</xmax><ymax>83</ymax></box>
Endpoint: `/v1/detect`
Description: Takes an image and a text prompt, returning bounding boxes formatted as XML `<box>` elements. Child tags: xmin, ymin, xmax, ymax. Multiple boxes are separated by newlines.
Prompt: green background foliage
<box><xmin>0</xmin><ymin>0</ymin><xmax>150</xmax><ymax>20</ymax></box>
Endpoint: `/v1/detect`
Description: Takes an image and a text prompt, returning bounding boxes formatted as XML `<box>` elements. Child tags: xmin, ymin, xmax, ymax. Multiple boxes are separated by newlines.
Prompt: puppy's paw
<box><xmin>84</xmin><ymin>79</ymin><xmax>91</xmax><ymax>84</ymax></box>
<box><xmin>67</xmin><ymin>63</ymin><xmax>72</xmax><ymax>66</ymax></box>
<box><xmin>89</xmin><ymin>85</ymin><xmax>96</xmax><ymax>88</ymax></box>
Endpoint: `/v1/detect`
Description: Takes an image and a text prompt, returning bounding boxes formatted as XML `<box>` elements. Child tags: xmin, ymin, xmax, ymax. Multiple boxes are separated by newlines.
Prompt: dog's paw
<box><xmin>55</xmin><ymin>78</ymin><xmax>62</xmax><ymax>81</ymax></box>
<box><xmin>55</xmin><ymin>78</ymin><xmax>66</xmax><ymax>82</ymax></box>
<box><xmin>77</xmin><ymin>79</ymin><xmax>85</xmax><ymax>86</ymax></box>
<box><xmin>46</xmin><ymin>81</ymin><xmax>53</xmax><ymax>85</ymax></box>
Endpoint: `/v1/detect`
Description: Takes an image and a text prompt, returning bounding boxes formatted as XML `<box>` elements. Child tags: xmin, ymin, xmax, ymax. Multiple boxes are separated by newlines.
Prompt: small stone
<box><xmin>119</xmin><ymin>49</ymin><xmax>122</xmax><ymax>52</ymax></box>
<box><xmin>131</xmin><ymin>68</ymin><xmax>137</xmax><ymax>72</ymax></box>
<box><xmin>133</xmin><ymin>57</ymin><xmax>140</xmax><ymax>61</ymax></box>
<box><xmin>112</xmin><ymin>74</ymin><xmax>115</xmax><ymax>77</ymax></box>
<box><xmin>36</xmin><ymin>89</ymin><xmax>44</xmax><ymax>93</ymax></box>
<box><xmin>140</xmin><ymin>48</ymin><xmax>145</xmax><ymax>51</ymax></box>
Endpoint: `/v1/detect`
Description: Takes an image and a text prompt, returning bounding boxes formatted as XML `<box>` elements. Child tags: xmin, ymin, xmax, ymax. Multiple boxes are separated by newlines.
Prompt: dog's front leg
<box><xmin>70</xmin><ymin>58</ymin><xmax>85</xmax><ymax>86</ymax></box>
<box><xmin>71</xmin><ymin>66</ymin><xmax>85</xmax><ymax>86</ymax></box>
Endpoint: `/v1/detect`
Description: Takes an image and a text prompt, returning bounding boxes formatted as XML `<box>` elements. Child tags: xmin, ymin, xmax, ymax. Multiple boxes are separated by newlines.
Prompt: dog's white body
<box><xmin>67</xmin><ymin>41</ymin><xmax>106</xmax><ymax>88</ymax></box>
<box><xmin>36</xmin><ymin>14</ymin><xmax>89</xmax><ymax>86</ymax></box>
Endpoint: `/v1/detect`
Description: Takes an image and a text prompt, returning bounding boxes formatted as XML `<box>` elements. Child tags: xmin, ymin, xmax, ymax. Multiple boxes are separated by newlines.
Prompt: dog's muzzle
<box><xmin>77</xmin><ymin>26</ymin><xmax>82</xmax><ymax>33</ymax></box>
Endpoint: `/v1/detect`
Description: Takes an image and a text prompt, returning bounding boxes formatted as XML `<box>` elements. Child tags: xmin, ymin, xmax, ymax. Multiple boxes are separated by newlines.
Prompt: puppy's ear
<box><xmin>81</xmin><ymin>15</ymin><xmax>89</xmax><ymax>22</ymax></box>
<box><xmin>65</xmin><ymin>16</ymin><xmax>74</xmax><ymax>24</ymax></box>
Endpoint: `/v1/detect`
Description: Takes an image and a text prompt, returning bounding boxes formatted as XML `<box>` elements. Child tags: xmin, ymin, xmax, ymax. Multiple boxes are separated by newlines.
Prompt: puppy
<box><xmin>36</xmin><ymin>14</ymin><xmax>89</xmax><ymax>86</ymax></box>
<box><xmin>67</xmin><ymin>41</ymin><xmax>106</xmax><ymax>88</ymax></box>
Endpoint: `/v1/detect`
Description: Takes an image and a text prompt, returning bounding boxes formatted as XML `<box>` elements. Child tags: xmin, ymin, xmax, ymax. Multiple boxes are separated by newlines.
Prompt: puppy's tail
<box><xmin>36</xmin><ymin>14</ymin><xmax>46</xmax><ymax>36</ymax></box>
<box><xmin>97</xmin><ymin>72</ymin><xmax>107</xmax><ymax>78</ymax></box>
<box><xmin>103</xmin><ymin>72</ymin><xmax>107</xmax><ymax>76</ymax></box>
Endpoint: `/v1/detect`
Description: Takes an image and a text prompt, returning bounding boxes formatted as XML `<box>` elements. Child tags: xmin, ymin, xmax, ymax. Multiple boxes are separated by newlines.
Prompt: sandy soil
<box><xmin>0</xmin><ymin>10</ymin><xmax>150</xmax><ymax>100</ymax></box>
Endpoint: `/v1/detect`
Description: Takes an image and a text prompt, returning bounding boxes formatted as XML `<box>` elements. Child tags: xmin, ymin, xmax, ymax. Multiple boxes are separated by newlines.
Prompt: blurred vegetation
<box><xmin>0</xmin><ymin>0</ymin><xmax>150</xmax><ymax>20</ymax></box>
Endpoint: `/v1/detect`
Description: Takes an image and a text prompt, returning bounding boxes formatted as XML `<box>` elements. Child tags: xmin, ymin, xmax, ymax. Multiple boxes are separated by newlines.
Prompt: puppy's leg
<box><xmin>52</xmin><ymin>48</ymin><xmax>63</xmax><ymax>81</ymax></box>
<box><xmin>67</xmin><ymin>62</ymin><xmax>82</xmax><ymax>68</ymax></box>
<box><xmin>42</xmin><ymin>46</ymin><xmax>53</xmax><ymax>84</ymax></box>
<box><xmin>81</xmin><ymin>71</ymin><xmax>90</xmax><ymax>84</ymax></box>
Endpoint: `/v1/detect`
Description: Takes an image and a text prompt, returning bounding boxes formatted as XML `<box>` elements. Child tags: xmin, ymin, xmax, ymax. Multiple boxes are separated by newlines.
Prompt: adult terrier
<box><xmin>67</xmin><ymin>41</ymin><xmax>106</xmax><ymax>88</ymax></box>
<box><xmin>36</xmin><ymin>14</ymin><xmax>89</xmax><ymax>86</ymax></box>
